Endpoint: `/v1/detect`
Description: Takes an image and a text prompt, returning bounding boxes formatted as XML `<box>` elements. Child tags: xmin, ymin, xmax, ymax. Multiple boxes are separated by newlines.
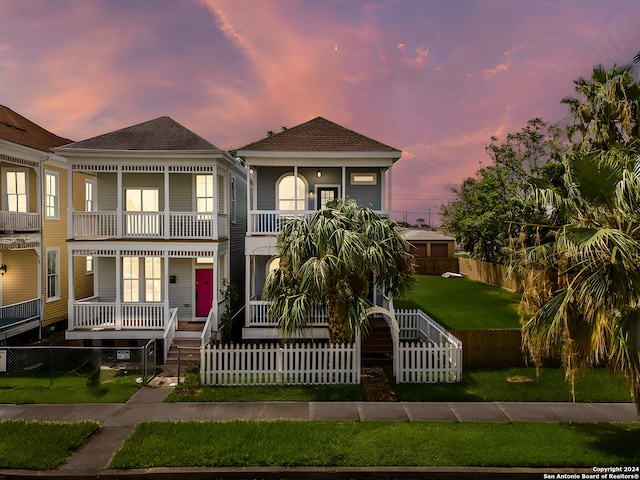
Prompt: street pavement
<box><xmin>0</xmin><ymin>383</ymin><xmax>637</xmax><ymax>479</ymax></box>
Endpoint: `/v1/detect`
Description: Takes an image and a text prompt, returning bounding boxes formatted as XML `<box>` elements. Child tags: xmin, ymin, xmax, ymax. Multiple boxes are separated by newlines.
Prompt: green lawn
<box><xmin>0</xmin><ymin>420</ymin><xmax>100</xmax><ymax>469</ymax></box>
<box><xmin>395</xmin><ymin>275</ymin><xmax>521</xmax><ymax>329</ymax></box>
<box><xmin>392</xmin><ymin>366</ymin><xmax>633</xmax><ymax>403</ymax></box>
<box><xmin>0</xmin><ymin>369</ymin><xmax>142</xmax><ymax>404</ymax></box>
<box><xmin>109</xmin><ymin>420</ymin><xmax>640</xmax><ymax>468</ymax></box>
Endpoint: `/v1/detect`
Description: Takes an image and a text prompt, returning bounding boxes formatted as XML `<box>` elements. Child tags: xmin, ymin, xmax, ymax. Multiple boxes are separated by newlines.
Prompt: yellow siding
<box><xmin>42</xmin><ymin>164</ymin><xmax>69</xmax><ymax>326</ymax></box>
<box><xmin>1</xmin><ymin>249</ymin><xmax>38</xmax><ymax>306</ymax></box>
<box><xmin>73</xmin><ymin>256</ymin><xmax>94</xmax><ymax>300</ymax></box>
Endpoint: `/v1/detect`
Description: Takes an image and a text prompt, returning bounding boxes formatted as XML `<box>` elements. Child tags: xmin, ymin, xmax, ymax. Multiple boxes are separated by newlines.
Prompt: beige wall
<box><xmin>1</xmin><ymin>249</ymin><xmax>38</xmax><ymax>306</ymax></box>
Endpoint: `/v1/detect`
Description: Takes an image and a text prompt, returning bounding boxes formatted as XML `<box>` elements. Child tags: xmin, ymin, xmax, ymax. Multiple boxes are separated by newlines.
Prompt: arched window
<box><xmin>267</xmin><ymin>257</ymin><xmax>280</xmax><ymax>274</ymax></box>
<box><xmin>276</xmin><ymin>173</ymin><xmax>307</xmax><ymax>211</ymax></box>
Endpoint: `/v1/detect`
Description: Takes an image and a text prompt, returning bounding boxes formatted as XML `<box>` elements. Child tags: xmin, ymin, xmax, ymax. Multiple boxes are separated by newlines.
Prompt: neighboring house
<box><xmin>54</xmin><ymin>117</ymin><xmax>247</xmax><ymax>360</ymax></box>
<box><xmin>238</xmin><ymin>116</ymin><xmax>402</xmax><ymax>340</ymax></box>
<box><xmin>0</xmin><ymin>105</ymin><xmax>90</xmax><ymax>343</ymax></box>
<box><xmin>401</xmin><ymin>228</ymin><xmax>456</xmax><ymax>258</ymax></box>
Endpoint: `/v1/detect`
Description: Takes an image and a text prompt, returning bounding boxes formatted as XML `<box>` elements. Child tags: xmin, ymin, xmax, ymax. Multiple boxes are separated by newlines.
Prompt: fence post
<box><xmin>277</xmin><ymin>346</ymin><xmax>283</xmax><ymax>385</ymax></box>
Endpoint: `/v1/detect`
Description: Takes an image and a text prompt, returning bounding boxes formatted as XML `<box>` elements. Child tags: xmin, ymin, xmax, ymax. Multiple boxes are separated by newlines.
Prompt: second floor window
<box><xmin>125</xmin><ymin>188</ymin><xmax>159</xmax><ymax>235</ymax></box>
<box><xmin>196</xmin><ymin>175</ymin><xmax>213</xmax><ymax>215</ymax></box>
<box><xmin>46</xmin><ymin>249</ymin><xmax>60</xmax><ymax>301</ymax></box>
<box><xmin>45</xmin><ymin>171</ymin><xmax>59</xmax><ymax>219</ymax></box>
<box><xmin>277</xmin><ymin>174</ymin><xmax>306</xmax><ymax>211</ymax></box>
<box><xmin>85</xmin><ymin>179</ymin><xmax>95</xmax><ymax>212</ymax></box>
<box><xmin>4</xmin><ymin>170</ymin><xmax>28</xmax><ymax>212</ymax></box>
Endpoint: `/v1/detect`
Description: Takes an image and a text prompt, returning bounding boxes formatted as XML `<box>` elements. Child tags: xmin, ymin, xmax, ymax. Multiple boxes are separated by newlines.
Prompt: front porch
<box><xmin>0</xmin><ymin>298</ymin><xmax>41</xmax><ymax>343</ymax></box>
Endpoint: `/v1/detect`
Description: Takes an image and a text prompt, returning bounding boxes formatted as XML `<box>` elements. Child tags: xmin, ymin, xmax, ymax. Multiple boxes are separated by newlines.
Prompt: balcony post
<box><xmin>341</xmin><ymin>166</ymin><xmax>346</xmax><ymax>202</ymax></box>
<box><xmin>164</xmin><ymin>254</ymin><xmax>170</xmax><ymax>326</ymax></box>
<box><xmin>164</xmin><ymin>166</ymin><xmax>170</xmax><ymax>240</ymax></box>
<box><xmin>116</xmin><ymin>167</ymin><xmax>123</xmax><ymax>238</ymax></box>
<box><xmin>67</xmin><ymin>165</ymin><xmax>73</xmax><ymax>239</ymax></box>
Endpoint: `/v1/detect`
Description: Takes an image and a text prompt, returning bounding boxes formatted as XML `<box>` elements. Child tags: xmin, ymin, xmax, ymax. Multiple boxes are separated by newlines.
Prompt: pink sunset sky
<box><xmin>2</xmin><ymin>0</ymin><xmax>640</xmax><ymax>226</ymax></box>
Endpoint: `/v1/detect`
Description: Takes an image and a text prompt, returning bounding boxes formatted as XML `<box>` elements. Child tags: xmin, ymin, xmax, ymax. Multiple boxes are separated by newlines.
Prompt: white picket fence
<box><xmin>200</xmin><ymin>342</ymin><xmax>360</xmax><ymax>385</ymax></box>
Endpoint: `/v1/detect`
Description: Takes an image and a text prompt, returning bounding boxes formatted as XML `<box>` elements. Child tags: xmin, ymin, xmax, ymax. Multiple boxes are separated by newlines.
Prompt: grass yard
<box><xmin>0</xmin><ymin>369</ymin><xmax>142</xmax><ymax>404</ymax></box>
<box><xmin>392</xmin><ymin>366</ymin><xmax>633</xmax><ymax>403</ymax></box>
<box><xmin>395</xmin><ymin>275</ymin><xmax>521</xmax><ymax>329</ymax></box>
<box><xmin>109</xmin><ymin>420</ymin><xmax>640</xmax><ymax>469</ymax></box>
<box><xmin>0</xmin><ymin>420</ymin><xmax>99</xmax><ymax>469</ymax></box>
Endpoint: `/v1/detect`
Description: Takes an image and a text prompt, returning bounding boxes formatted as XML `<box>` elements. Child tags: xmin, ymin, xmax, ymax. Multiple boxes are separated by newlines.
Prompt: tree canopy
<box><xmin>263</xmin><ymin>199</ymin><xmax>414</xmax><ymax>344</ymax></box>
<box><xmin>440</xmin><ymin>118</ymin><xmax>565</xmax><ymax>263</ymax></box>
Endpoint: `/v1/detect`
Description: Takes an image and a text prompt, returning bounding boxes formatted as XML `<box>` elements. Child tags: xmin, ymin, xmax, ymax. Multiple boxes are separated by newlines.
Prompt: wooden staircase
<box><xmin>361</xmin><ymin>316</ymin><xmax>393</xmax><ymax>366</ymax></box>
<box><xmin>164</xmin><ymin>321</ymin><xmax>204</xmax><ymax>372</ymax></box>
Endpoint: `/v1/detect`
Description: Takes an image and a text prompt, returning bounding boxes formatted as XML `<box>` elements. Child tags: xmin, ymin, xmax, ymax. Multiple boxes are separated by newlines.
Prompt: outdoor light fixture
<box><xmin>317</xmin><ymin>170</ymin><xmax>322</xmax><ymax>178</ymax></box>
<box><xmin>0</xmin><ymin>265</ymin><xmax>7</xmax><ymax>275</ymax></box>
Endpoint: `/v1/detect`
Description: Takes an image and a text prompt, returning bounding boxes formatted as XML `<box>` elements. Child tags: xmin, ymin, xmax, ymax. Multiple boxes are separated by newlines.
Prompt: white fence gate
<box><xmin>200</xmin><ymin>342</ymin><xmax>360</xmax><ymax>385</ymax></box>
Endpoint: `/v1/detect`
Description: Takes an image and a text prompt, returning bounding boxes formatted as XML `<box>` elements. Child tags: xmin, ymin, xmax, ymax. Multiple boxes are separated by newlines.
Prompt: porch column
<box><xmin>387</xmin><ymin>165</ymin><xmax>393</xmax><ymax>213</ymax></box>
<box><xmin>342</xmin><ymin>166</ymin><xmax>346</xmax><ymax>202</ymax></box>
<box><xmin>293</xmin><ymin>166</ymin><xmax>298</xmax><ymax>211</ymax></box>
<box><xmin>163</xmin><ymin>166</ymin><xmax>170</xmax><ymax>240</ymax></box>
<box><xmin>246</xmin><ymin>165</ymin><xmax>252</xmax><ymax>236</ymax></box>
<box><xmin>212</xmin><ymin>254</ymin><xmax>218</xmax><ymax>323</ymax></box>
<box><xmin>245</xmin><ymin>254</ymin><xmax>252</xmax><ymax>328</ymax></box>
<box><xmin>115</xmin><ymin>250</ymin><xmax>122</xmax><ymax>330</ymax></box>
<box><xmin>212</xmin><ymin>166</ymin><xmax>219</xmax><ymax>240</ymax></box>
<box><xmin>164</xmin><ymin>253</ymin><xmax>170</xmax><ymax>326</ymax></box>
<box><xmin>67</xmin><ymin>249</ymin><xmax>74</xmax><ymax>330</ymax></box>
<box><xmin>67</xmin><ymin>166</ymin><xmax>73</xmax><ymax>239</ymax></box>
<box><xmin>116</xmin><ymin>166</ymin><xmax>123</xmax><ymax>238</ymax></box>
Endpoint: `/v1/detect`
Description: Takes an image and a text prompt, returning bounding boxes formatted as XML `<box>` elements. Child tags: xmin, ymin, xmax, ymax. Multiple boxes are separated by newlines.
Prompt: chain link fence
<box><xmin>0</xmin><ymin>339</ymin><xmax>156</xmax><ymax>385</ymax></box>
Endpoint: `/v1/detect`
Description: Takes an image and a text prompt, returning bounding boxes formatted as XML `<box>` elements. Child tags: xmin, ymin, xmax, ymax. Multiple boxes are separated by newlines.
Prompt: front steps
<box><xmin>164</xmin><ymin>321</ymin><xmax>204</xmax><ymax>372</ymax></box>
<box><xmin>361</xmin><ymin>316</ymin><xmax>393</xmax><ymax>366</ymax></box>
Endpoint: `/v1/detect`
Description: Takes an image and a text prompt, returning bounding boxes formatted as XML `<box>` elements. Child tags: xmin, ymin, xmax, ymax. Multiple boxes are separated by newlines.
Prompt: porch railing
<box><xmin>72</xmin><ymin>211</ymin><xmax>222</xmax><ymax>239</ymax></box>
<box><xmin>0</xmin><ymin>298</ymin><xmax>41</xmax><ymax>328</ymax></box>
<box><xmin>248</xmin><ymin>300</ymin><xmax>327</xmax><ymax>327</ymax></box>
<box><xmin>72</xmin><ymin>299</ymin><xmax>168</xmax><ymax>330</ymax></box>
<box><xmin>0</xmin><ymin>211</ymin><xmax>40</xmax><ymax>232</ymax></box>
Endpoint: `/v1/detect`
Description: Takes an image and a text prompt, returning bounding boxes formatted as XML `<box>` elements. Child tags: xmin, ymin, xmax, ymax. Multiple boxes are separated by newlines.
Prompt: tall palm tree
<box><xmin>263</xmin><ymin>199</ymin><xmax>414</xmax><ymax>344</ymax></box>
<box><xmin>561</xmin><ymin>64</ymin><xmax>640</xmax><ymax>149</ymax></box>
<box><xmin>511</xmin><ymin>142</ymin><xmax>640</xmax><ymax>410</ymax></box>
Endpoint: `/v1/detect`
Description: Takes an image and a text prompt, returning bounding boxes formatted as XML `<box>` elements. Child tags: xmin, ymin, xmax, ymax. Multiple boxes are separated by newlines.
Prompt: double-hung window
<box><xmin>123</xmin><ymin>256</ymin><xmax>162</xmax><ymax>302</ymax></box>
<box><xmin>46</xmin><ymin>248</ymin><xmax>60</xmax><ymax>301</ymax></box>
<box><xmin>4</xmin><ymin>169</ymin><xmax>28</xmax><ymax>212</ymax></box>
<box><xmin>196</xmin><ymin>174</ymin><xmax>213</xmax><ymax>219</ymax></box>
<box><xmin>125</xmin><ymin>188</ymin><xmax>159</xmax><ymax>235</ymax></box>
<box><xmin>45</xmin><ymin>170</ymin><xmax>59</xmax><ymax>219</ymax></box>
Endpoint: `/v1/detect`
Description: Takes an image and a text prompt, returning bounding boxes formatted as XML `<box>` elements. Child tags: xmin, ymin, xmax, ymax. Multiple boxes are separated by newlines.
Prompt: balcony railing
<box><xmin>248</xmin><ymin>209</ymin><xmax>388</xmax><ymax>235</ymax></box>
<box><xmin>0</xmin><ymin>211</ymin><xmax>40</xmax><ymax>232</ymax></box>
<box><xmin>248</xmin><ymin>300</ymin><xmax>328</xmax><ymax>327</ymax></box>
<box><xmin>72</xmin><ymin>211</ymin><xmax>226</xmax><ymax>239</ymax></box>
<box><xmin>72</xmin><ymin>299</ymin><xmax>167</xmax><ymax>330</ymax></box>
<box><xmin>248</xmin><ymin>210</ymin><xmax>315</xmax><ymax>235</ymax></box>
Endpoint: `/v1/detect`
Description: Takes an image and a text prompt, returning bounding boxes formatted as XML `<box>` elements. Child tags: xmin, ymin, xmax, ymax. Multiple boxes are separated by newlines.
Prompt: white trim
<box><xmin>314</xmin><ymin>184</ymin><xmax>341</xmax><ymax>209</ymax></box>
<box><xmin>276</xmin><ymin>172</ymin><xmax>308</xmax><ymax>211</ymax></box>
<box><xmin>238</xmin><ymin>151</ymin><xmax>401</xmax><ymax>160</ymax></box>
<box><xmin>84</xmin><ymin>178</ymin><xmax>96</xmax><ymax>212</ymax></box>
<box><xmin>349</xmin><ymin>172</ymin><xmax>377</xmax><ymax>185</ymax></box>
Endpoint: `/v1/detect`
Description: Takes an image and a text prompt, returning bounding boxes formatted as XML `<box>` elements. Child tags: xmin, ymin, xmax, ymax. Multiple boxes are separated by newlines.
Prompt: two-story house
<box><xmin>238</xmin><ymin>117</ymin><xmax>401</xmax><ymax>340</ymax></box>
<box><xmin>54</xmin><ymin>117</ymin><xmax>246</xmax><ymax>361</ymax></box>
<box><xmin>0</xmin><ymin>105</ymin><xmax>91</xmax><ymax>344</ymax></box>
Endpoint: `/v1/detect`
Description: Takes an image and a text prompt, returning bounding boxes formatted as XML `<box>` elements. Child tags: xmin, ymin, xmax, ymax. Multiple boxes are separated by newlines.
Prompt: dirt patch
<box><xmin>507</xmin><ymin>375</ymin><xmax>533</xmax><ymax>383</ymax></box>
<box><xmin>361</xmin><ymin>366</ymin><xmax>397</xmax><ymax>402</ymax></box>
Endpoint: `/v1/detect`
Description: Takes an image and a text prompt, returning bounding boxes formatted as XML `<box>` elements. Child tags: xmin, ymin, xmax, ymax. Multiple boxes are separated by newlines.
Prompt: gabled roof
<box><xmin>0</xmin><ymin>105</ymin><xmax>72</xmax><ymax>152</ymax></box>
<box><xmin>238</xmin><ymin>116</ymin><xmax>401</xmax><ymax>154</ymax></box>
<box><xmin>59</xmin><ymin>116</ymin><xmax>223</xmax><ymax>151</ymax></box>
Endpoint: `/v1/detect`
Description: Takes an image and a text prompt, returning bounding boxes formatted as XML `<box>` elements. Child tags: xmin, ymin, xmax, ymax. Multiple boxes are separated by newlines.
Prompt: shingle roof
<box><xmin>60</xmin><ymin>116</ymin><xmax>222</xmax><ymax>151</ymax></box>
<box><xmin>239</xmin><ymin>117</ymin><xmax>400</xmax><ymax>153</ymax></box>
<box><xmin>0</xmin><ymin>105</ymin><xmax>73</xmax><ymax>152</ymax></box>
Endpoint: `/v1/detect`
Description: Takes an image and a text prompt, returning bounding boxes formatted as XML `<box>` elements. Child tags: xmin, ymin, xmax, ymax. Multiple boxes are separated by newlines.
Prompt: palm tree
<box><xmin>263</xmin><ymin>199</ymin><xmax>414</xmax><ymax>344</ymax></box>
<box><xmin>511</xmin><ymin>142</ymin><xmax>640</xmax><ymax>410</ymax></box>
<box><xmin>561</xmin><ymin>64</ymin><xmax>640</xmax><ymax>149</ymax></box>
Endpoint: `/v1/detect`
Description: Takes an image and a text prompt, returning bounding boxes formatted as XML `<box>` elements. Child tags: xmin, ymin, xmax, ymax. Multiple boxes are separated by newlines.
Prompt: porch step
<box><xmin>362</xmin><ymin>317</ymin><xmax>393</xmax><ymax>366</ymax></box>
<box><xmin>165</xmin><ymin>335</ymin><xmax>201</xmax><ymax>367</ymax></box>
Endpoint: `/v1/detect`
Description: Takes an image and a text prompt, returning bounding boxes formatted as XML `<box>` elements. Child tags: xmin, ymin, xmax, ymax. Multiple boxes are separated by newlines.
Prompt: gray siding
<box><xmin>168</xmin><ymin>258</ymin><xmax>193</xmax><ymax>319</ymax></box>
<box><xmin>169</xmin><ymin>174</ymin><xmax>193</xmax><ymax>211</ymax></box>
<box><xmin>229</xmin><ymin>165</ymin><xmax>247</xmax><ymax>313</ymax></box>
<box><xmin>97</xmin><ymin>173</ymin><xmax>117</xmax><ymax>211</ymax></box>
<box><xmin>97</xmin><ymin>257</ymin><xmax>116</xmax><ymax>302</ymax></box>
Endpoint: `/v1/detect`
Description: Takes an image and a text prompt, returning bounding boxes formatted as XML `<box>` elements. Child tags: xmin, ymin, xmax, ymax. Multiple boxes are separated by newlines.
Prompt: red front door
<box><xmin>196</xmin><ymin>269</ymin><xmax>214</xmax><ymax>317</ymax></box>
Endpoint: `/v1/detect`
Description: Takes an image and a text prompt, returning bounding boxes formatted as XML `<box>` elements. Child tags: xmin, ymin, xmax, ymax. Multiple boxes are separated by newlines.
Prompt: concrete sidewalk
<box><xmin>0</xmin><ymin>384</ymin><xmax>637</xmax><ymax>478</ymax></box>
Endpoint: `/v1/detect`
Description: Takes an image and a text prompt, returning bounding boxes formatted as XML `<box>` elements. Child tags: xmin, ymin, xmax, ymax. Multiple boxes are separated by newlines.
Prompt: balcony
<box><xmin>72</xmin><ymin>211</ymin><xmax>227</xmax><ymax>239</ymax></box>
<box><xmin>248</xmin><ymin>300</ymin><xmax>328</xmax><ymax>327</ymax></box>
<box><xmin>0</xmin><ymin>211</ymin><xmax>40</xmax><ymax>233</ymax></box>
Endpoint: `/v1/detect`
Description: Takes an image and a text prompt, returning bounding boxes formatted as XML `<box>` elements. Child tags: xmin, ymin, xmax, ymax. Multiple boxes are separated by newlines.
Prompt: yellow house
<box><xmin>0</xmin><ymin>105</ymin><xmax>92</xmax><ymax>343</ymax></box>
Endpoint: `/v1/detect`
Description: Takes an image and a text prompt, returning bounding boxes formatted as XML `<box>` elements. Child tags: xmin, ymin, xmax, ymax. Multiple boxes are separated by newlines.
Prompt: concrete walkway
<box><xmin>0</xmin><ymin>383</ymin><xmax>637</xmax><ymax>478</ymax></box>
